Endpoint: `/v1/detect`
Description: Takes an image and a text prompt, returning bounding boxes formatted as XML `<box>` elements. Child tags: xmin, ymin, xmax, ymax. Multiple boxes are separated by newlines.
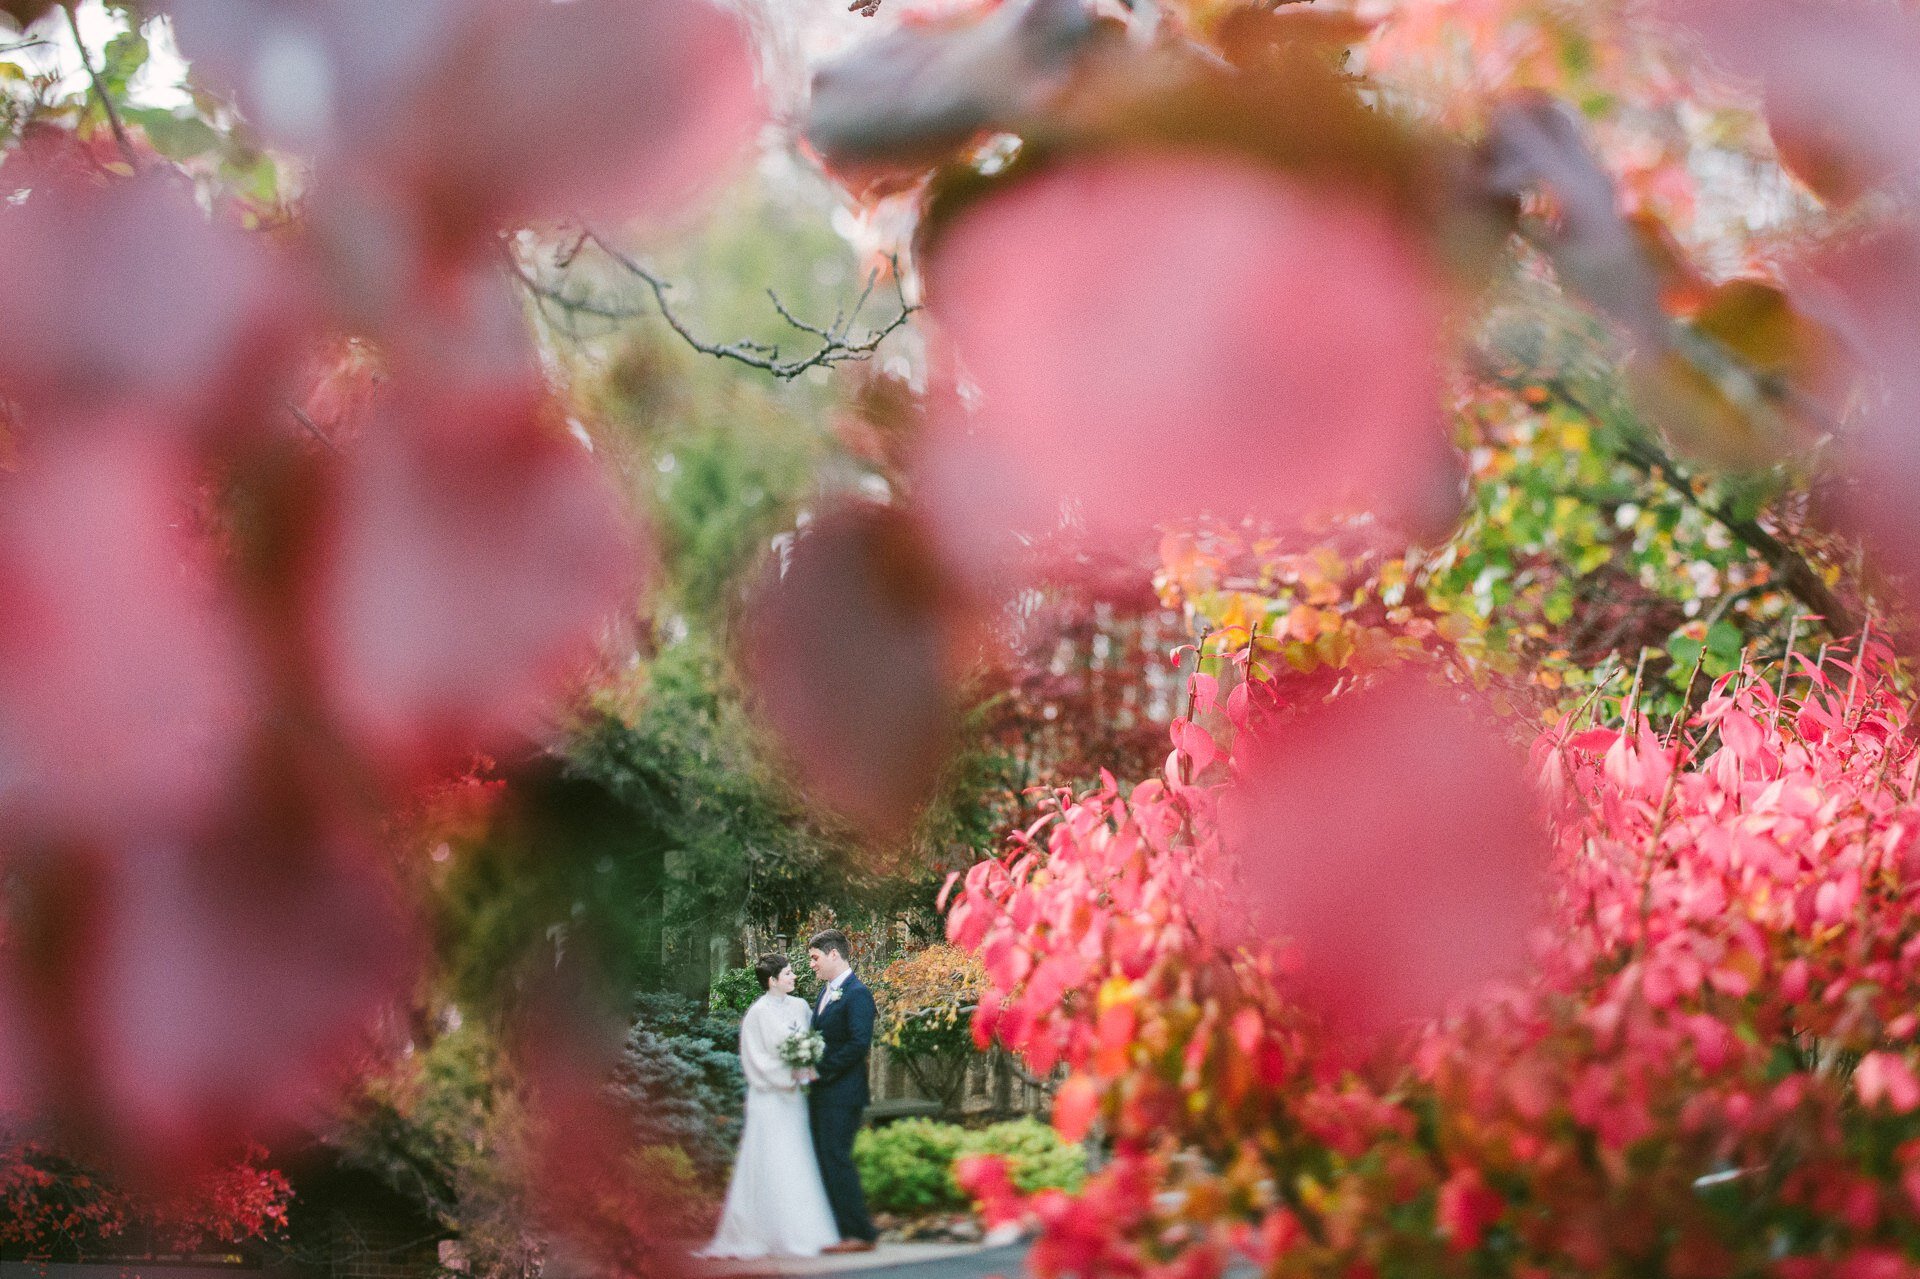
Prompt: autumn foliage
<box><xmin>8</xmin><ymin>0</ymin><xmax>1920</xmax><ymax>1266</ymax></box>
<box><xmin>949</xmin><ymin>638</ymin><xmax>1920</xmax><ymax>1278</ymax></box>
<box><xmin>0</xmin><ymin>1138</ymin><xmax>289</xmax><ymax>1257</ymax></box>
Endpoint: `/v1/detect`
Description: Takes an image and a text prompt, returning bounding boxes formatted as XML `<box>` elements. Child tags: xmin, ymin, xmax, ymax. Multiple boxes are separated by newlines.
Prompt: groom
<box><xmin>807</xmin><ymin>928</ymin><xmax>878</xmax><ymax>1252</ymax></box>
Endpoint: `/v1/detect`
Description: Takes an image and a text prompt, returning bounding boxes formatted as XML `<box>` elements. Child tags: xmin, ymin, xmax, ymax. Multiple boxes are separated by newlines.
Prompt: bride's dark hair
<box><xmin>755</xmin><ymin>952</ymin><xmax>790</xmax><ymax>991</ymax></box>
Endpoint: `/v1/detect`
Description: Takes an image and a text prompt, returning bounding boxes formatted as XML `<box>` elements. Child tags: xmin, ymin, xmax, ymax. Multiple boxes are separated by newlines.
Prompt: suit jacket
<box><xmin>810</xmin><ymin>972</ymin><xmax>875</xmax><ymax>1109</ymax></box>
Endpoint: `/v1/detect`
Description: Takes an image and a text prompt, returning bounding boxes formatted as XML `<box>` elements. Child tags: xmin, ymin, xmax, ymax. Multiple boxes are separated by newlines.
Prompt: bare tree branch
<box><xmin>582</xmin><ymin>229</ymin><xmax>918</xmax><ymax>380</ymax></box>
<box><xmin>500</xmin><ymin>244</ymin><xmax>653</xmax><ymax>324</ymax></box>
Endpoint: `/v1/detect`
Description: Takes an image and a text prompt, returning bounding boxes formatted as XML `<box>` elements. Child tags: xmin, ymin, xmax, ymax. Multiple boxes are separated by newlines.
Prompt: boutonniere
<box><xmin>826</xmin><ymin>988</ymin><xmax>843</xmax><ymax>1004</ymax></box>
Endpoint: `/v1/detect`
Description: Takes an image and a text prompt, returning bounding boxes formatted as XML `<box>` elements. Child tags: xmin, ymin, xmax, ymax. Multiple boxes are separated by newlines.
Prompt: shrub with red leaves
<box><xmin>0</xmin><ymin>1137</ymin><xmax>290</xmax><ymax>1257</ymax></box>
<box><xmin>951</xmin><ymin>639</ymin><xmax>1920</xmax><ymax>1279</ymax></box>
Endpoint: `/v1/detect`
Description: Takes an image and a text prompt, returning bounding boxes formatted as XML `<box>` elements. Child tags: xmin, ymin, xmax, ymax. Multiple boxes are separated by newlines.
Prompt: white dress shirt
<box><xmin>817</xmin><ymin>968</ymin><xmax>851</xmax><ymax>1017</ymax></box>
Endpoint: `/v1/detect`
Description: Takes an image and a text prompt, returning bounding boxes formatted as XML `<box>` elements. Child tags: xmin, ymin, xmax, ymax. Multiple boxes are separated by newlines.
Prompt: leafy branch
<box><xmin>1539</xmin><ymin>377</ymin><xmax>1859</xmax><ymax>638</ymax></box>
<box><xmin>64</xmin><ymin>5</ymin><xmax>137</xmax><ymax>171</ymax></box>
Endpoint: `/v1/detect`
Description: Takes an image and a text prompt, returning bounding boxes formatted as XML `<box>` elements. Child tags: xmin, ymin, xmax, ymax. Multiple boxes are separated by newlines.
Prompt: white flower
<box><xmin>827</xmin><ymin>988</ymin><xmax>843</xmax><ymax>1003</ymax></box>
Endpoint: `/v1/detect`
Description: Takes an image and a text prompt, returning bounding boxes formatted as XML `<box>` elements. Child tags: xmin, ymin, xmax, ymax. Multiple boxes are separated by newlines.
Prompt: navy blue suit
<box><xmin>808</xmin><ymin>972</ymin><xmax>877</xmax><ymax>1242</ymax></box>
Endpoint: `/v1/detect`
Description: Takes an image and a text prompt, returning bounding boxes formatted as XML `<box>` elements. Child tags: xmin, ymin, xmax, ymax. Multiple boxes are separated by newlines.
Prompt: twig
<box><xmin>1777</xmin><ymin>613</ymin><xmax>1802</xmax><ymax>705</ymax></box>
<box><xmin>584</xmin><ymin>230</ymin><xmax>918</xmax><ymax>380</ymax></box>
<box><xmin>285</xmin><ymin>402</ymin><xmax>341</xmax><ymax>455</ymax></box>
<box><xmin>1624</xmin><ymin>645</ymin><xmax>1648</xmax><ymax>729</ymax></box>
<box><xmin>500</xmin><ymin>245</ymin><xmax>652</xmax><ymax>323</ymax></box>
<box><xmin>64</xmin><ymin>5</ymin><xmax>137</xmax><ymax>171</ymax></box>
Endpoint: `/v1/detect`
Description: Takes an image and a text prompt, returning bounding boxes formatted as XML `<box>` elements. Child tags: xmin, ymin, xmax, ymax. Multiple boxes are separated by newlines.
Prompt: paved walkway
<box><xmin>690</xmin><ymin>1241</ymin><xmax>1030</xmax><ymax>1279</ymax></box>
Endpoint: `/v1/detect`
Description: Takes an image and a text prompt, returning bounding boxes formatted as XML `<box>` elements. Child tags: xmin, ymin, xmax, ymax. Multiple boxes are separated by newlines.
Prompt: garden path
<box><xmin>691</xmin><ymin>1240</ymin><xmax>1030</xmax><ymax>1279</ymax></box>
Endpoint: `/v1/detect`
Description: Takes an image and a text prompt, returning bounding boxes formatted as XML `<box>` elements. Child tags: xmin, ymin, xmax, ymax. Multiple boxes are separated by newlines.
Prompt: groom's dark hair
<box><xmin>808</xmin><ymin>928</ymin><xmax>851</xmax><ymax>961</ymax></box>
<box><xmin>754</xmin><ymin>952</ymin><xmax>789</xmax><ymax>991</ymax></box>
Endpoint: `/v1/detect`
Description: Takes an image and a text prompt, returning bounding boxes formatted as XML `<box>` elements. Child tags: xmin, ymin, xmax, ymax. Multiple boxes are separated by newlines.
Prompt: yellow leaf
<box><xmin>1314</xmin><ymin>629</ymin><xmax>1355</xmax><ymax>669</ymax></box>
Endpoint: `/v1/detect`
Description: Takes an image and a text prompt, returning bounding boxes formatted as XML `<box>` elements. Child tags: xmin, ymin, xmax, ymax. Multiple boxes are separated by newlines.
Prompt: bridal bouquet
<box><xmin>779</xmin><ymin>1028</ymin><xmax>825</xmax><ymax>1072</ymax></box>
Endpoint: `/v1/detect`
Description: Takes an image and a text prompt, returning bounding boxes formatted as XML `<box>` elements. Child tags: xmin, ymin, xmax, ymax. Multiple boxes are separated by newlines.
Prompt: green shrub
<box><xmin>708</xmin><ymin>966</ymin><xmax>761</xmax><ymax>1019</ymax></box>
<box><xmin>630</xmin><ymin>1145</ymin><xmax>712</xmax><ymax>1237</ymax></box>
<box><xmin>853</xmin><ymin>1119</ymin><xmax>967</xmax><ymax>1215</ymax></box>
<box><xmin>852</xmin><ymin>1116</ymin><xmax>1086</xmax><ymax>1218</ymax></box>
<box><xmin>960</xmin><ymin>1118</ymin><xmax>1086</xmax><ymax>1195</ymax></box>
<box><xmin>613</xmin><ymin>992</ymin><xmax>744</xmax><ymax>1188</ymax></box>
<box><xmin>783</xmin><ymin>941</ymin><xmax>821</xmax><ymax>1006</ymax></box>
<box><xmin>711</xmin><ymin>948</ymin><xmax>822</xmax><ymax>1021</ymax></box>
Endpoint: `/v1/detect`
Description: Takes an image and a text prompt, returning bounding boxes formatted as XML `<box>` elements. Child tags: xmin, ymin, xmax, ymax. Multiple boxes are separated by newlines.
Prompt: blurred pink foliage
<box><xmin>918</xmin><ymin>152</ymin><xmax>1449</xmax><ymax>590</ymax></box>
<box><xmin>0</xmin><ymin>2</ymin><xmax>757</xmax><ymax>1256</ymax></box>
<box><xmin>951</xmin><ymin>638</ymin><xmax>1920</xmax><ymax>1276</ymax></box>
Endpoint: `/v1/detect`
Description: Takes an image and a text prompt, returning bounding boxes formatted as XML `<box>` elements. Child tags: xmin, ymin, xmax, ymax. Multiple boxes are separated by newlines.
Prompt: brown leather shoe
<box><xmin>822</xmin><ymin>1240</ymin><xmax>877</xmax><ymax>1254</ymax></box>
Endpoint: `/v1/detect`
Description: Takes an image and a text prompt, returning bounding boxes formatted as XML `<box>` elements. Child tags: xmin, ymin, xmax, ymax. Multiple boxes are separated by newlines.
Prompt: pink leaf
<box><xmin>1797</xmin><ymin>227</ymin><xmax>1920</xmax><ymax>598</ymax></box>
<box><xmin>0</xmin><ymin>433</ymin><xmax>251</xmax><ymax>844</ymax></box>
<box><xmin>0</xmin><ymin>164</ymin><xmax>294</xmax><ymax>430</ymax></box>
<box><xmin>1170</xmin><ymin>717</ymin><xmax>1219</xmax><ymax>775</ymax></box>
<box><xmin>1666</xmin><ymin>0</ymin><xmax>1920</xmax><ymax>199</ymax></box>
<box><xmin>394</xmin><ymin>0</ymin><xmax>760</xmax><ymax>255</ymax></box>
<box><xmin>1857</xmin><ymin>1051</ymin><xmax>1920</xmax><ymax>1113</ymax></box>
<box><xmin>170</xmin><ymin>0</ymin><xmax>759</xmax><ymax>274</ymax></box>
<box><xmin>4</xmin><ymin>794</ymin><xmax>414</xmax><ymax>1173</ymax></box>
<box><xmin>1220</xmin><ymin>672</ymin><xmax>1548</xmax><ymax>1038</ymax></box>
<box><xmin>1189</xmin><ymin>671</ymin><xmax>1220</xmax><ymax>717</ymax></box>
<box><xmin>917</xmin><ymin>153</ymin><xmax>1450</xmax><ymax>588</ymax></box>
<box><xmin>742</xmin><ymin>500</ymin><xmax>965</xmax><ymax>838</ymax></box>
<box><xmin>305</xmin><ymin>379</ymin><xmax>640</xmax><ymax>780</ymax></box>
<box><xmin>1717</xmin><ymin>709</ymin><xmax>1765</xmax><ymax>760</ymax></box>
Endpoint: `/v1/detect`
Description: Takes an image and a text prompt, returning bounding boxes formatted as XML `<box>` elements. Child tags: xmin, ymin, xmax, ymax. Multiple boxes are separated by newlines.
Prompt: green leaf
<box><xmin>100</xmin><ymin>30</ymin><xmax>148</xmax><ymax>95</ymax></box>
<box><xmin>221</xmin><ymin>151</ymin><xmax>282</xmax><ymax>204</ymax></box>
<box><xmin>1706</xmin><ymin>620</ymin><xmax>1744</xmax><ymax>661</ymax></box>
<box><xmin>1543</xmin><ymin>583</ymin><xmax>1575</xmax><ymax>626</ymax></box>
<box><xmin>1668</xmin><ymin>635</ymin><xmax>1704</xmax><ymax>675</ymax></box>
<box><xmin>123</xmin><ymin>107</ymin><xmax>221</xmax><ymax>161</ymax></box>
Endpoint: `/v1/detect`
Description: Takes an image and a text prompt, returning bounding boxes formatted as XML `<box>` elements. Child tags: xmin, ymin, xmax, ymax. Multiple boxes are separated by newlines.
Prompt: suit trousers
<box><xmin>809</xmin><ymin>1093</ymin><xmax>876</xmax><ymax>1243</ymax></box>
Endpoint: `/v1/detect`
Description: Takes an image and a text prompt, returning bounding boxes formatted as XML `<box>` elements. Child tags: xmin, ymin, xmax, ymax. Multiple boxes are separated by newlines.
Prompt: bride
<box><xmin>699</xmin><ymin>953</ymin><xmax>842</xmax><ymax>1258</ymax></box>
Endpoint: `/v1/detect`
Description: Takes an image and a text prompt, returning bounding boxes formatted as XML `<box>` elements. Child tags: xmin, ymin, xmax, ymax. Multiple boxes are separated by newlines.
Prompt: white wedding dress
<box><xmin>699</xmin><ymin>993</ymin><xmax>841</xmax><ymax>1258</ymax></box>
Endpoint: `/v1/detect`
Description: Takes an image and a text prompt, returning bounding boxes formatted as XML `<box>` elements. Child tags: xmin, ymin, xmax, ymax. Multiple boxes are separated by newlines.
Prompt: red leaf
<box><xmin>0</xmin><ymin>165</ymin><xmax>295</xmax><ymax>431</ymax></box>
<box><xmin>4</xmin><ymin>786</ymin><xmax>414</xmax><ymax>1173</ymax></box>
<box><xmin>1436</xmin><ymin>1167</ymin><xmax>1504</xmax><ymax>1253</ymax></box>
<box><xmin>1053</xmin><ymin>1074</ymin><xmax>1101</xmax><ymax>1143</ymax></box>
<box><xmin>917</xmin><ymin>153</ymin><xmax>1448</xmax><ymax>587</ymax></box>
<box><xmin>955</xmin><ymin>1153</ymin><xmax>1024</xmax><ymax>1227</ymax></box>
<box><xmin>742</xmin><ymin>500</ymin><xmax>965</xmax><ymax>838</ymax></box>
<box><xmin>1857</xmin><ymin>1051</ymin><xmax>1920</xmax><ymax>1114</ymax></box>
<box><xmin>513</xmin><ymin>999</ymin><xmax>691</xmax><ymax>1279</ymax></box>
<box><xmin>0</xmin><ymin>433</ymin><xmax>251</xmax><ymax>844</ymax></box>
<box><xmin>1566</xmin><ymin>728</ymin><xmax>1621</xmax><ymax>753</ymax></box>
<box><xmin>1799</xmin><ymin>227</ymin><xmax>1920</xmax><ymax>597</ymax></box>
<box><xmin>1220</xmin><ymin>672</ymin><xmax>1548</xmax><ymax>1038</ymax></box>
<box><xmin>394</xmin><ymin>0</ymin><xmax>759</xmax><ymax>256</ymax></box>
<box><xmin>305</xmin><ymin>379</ymin><xmax>640</xmax><ymax>780</ymax></box>
<box><xmin>171</xmin><ymin>0</ymin><xmax>759</xmax><ymax>273</ymax></box>
<box><xmin>1667</xmin><ymin>0</ymin><xmax>1920</xmax><ymax>200</ymax></box>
